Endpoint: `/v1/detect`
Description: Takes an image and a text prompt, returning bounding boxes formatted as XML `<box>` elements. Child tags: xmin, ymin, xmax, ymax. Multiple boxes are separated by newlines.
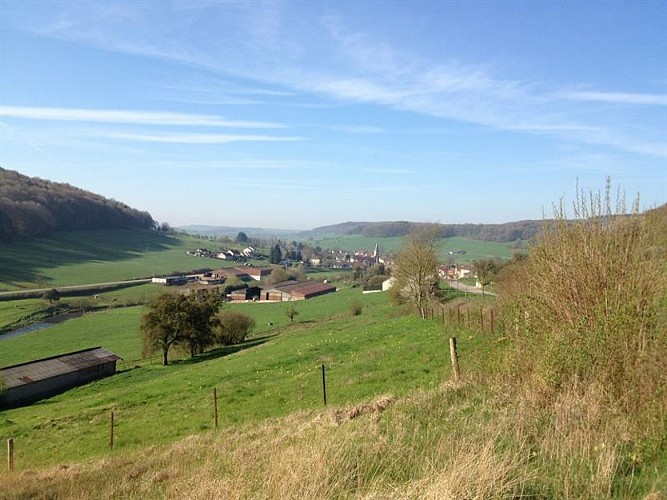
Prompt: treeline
<box><xmin>0</xmin><ymin>168</ymin><xmax>155</xmax><ymax>241</ymax></box>
<box><xmin>308</xmin><ymin>220</ymin><xmax>544</xmax><ymax>242</ymax></box>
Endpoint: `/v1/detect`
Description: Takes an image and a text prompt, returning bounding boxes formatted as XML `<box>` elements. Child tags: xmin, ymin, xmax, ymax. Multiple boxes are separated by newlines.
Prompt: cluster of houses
<box><xmin>438</xmin><ymin>264</ymin><xmax>473</xmax><ymax>280</ymax></box>
<box><xmin>186</xmin><ymin>246</ymin><xmax>258</xmax><ymax>262</ymax></box>
<box><xmin>321</xmin><ymin>243</ymin><xmax>386</xmax><ymax>269</ymax></box>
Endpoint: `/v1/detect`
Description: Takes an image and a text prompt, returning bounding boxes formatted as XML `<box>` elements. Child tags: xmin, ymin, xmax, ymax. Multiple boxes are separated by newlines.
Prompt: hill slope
<box><xmin>304</xmin><ymin>219</ymin><xmax>544</xmax><ymax>242</ymax></box>
<box><xmin>0</xmin><ymin>168</ymin><xmax>155</xmax><ymax>241</ymax></box>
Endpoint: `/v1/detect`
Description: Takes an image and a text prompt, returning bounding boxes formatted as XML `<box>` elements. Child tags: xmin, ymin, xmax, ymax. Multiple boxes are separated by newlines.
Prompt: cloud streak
<box><xmin>558</xmin><ymin>91</ymin><xmax>667</xmax><ymax>106</ymax></box>
<box><xmin>0</xmin><ymin>106</ymin><xmax>286</xmax><ymax>128</ymax></box>
<box><xmin>103</xmin><ymin>132</ymin><xmax>303</xmax><ymax>144</ymax></box>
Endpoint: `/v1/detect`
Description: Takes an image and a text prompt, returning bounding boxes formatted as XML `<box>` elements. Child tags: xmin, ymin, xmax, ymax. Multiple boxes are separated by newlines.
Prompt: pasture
<box><xmin>0</xmin><ymin>289</ymin><xmax>493</xmax><ymax>470</ymax></box>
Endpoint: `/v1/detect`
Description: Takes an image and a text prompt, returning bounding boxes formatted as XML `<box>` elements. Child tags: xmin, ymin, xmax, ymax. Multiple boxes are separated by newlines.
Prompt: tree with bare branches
<box><xmin>389</xmin><ymin>225</ymin><xmax>440</xmax><ymax>319</ymax></box>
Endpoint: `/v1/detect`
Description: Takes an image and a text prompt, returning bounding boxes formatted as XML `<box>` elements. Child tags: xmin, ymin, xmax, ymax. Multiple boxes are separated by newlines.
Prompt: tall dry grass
<box><xmin>499</xmin><ymin>185</ymin><xmax>666</xmax><ymax>413</ymax></box>
<box><xmin>496</xmin><ymin>185</ymin><xmax>667</xmax><ymax>496</ymax></box>
<box><xmin>0</xmin><ymin>387</ymin><xmax>538</xmax><ymax>500</ymax></box>
<box><xmin>1</xmin><ymin>381</ymin><xmax>663</xmax><ymax>499</ymax></box>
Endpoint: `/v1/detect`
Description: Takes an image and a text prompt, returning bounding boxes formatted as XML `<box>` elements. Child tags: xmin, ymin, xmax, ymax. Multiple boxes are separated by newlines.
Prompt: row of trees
<box><xmin>0</xmin><ymin>168</ymin><xmax>155</xmax><ymax>241</ymax></box>
<box><xmin>141</xmin><ymin>291</ymin><xmax>255</xmax><ymax>365</ymax></box>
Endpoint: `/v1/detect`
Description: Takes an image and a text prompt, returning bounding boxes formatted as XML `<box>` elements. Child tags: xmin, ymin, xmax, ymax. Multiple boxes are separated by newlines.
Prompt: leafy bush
<box><xmin>349</xmin><ymin>298</ymin><xmax>363</xmax><ymax>316</ymax></box>
<box><xmin>216</xmin><ymin>310</ymin><xmax>255</xmax><ymax>345</ymax></box>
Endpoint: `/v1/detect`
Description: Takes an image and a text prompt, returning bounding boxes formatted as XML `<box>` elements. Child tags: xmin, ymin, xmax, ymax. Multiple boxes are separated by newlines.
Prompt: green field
<box><xmin>0</xmin><ymin>283</ymin><xmax>166</xmax><ymax>334</ymax></box>
<box><xmin>312</xmin><ymin>234</ymin><xmax>519</xmax><ymax>262</ymax></box>
<box><xmin>0</xmin><ymin>229</ymin><xmax>228</xmax><ymax>291</ymax></box>
<box><xmin>0</xmin><ymin>289</ymin><xmax>492</xmax><ymax>469</ymax></box>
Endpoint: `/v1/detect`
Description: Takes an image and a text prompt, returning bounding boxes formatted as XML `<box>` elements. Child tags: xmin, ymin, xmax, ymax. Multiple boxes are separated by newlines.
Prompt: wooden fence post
<box><xmin>457</xmin><ymin>306</ymin><xmax>461</xmax><ymax>325</ymax></box>
<box><xmin>213</xmin><ymin>388</ymin><xmax>219</xmax><ymax>430</ymax></box>
<box><xmin>449</xmin><ymin>337</ymin><xmax>460</xmax><ymax>382</ymax></box>
<box><xmin>490</xmin><ymin>309</ymin><xmax>495</xmax><ymax>334</ymax></box>
<box><xmin>321</xmin><ymin>364</ymin><xmax>327</xmax><ymax>406</ymax></box>
<box><xmin>480</xmin><ymin>306</ymin><xmax>484</xmax><ymax>333</ymax></box>
<box><xmin>7</xmin><ymin>438</ymin><xmax>14</xmax><ymax>472</ymax></box>
<box><xmin>109</xmin><ymin>411</ymin><xmax>114</xmax><ymax>452</ymax></box>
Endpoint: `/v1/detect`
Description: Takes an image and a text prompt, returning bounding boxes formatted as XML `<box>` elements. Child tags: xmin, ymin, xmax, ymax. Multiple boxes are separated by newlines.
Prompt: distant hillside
<box><xmin>0</xmin><ymin>168</ymin><xmax>155</xmax><ymax>241</ymax></box>
<box><xmin>304</xmin><ymin>220</ymin><xmax>544</xmax><ymax>242</ymax></box>
<box><xmin>180</xmin><ymin>225</ymin><xmax>303</xmax><ymax>239</ymax></box>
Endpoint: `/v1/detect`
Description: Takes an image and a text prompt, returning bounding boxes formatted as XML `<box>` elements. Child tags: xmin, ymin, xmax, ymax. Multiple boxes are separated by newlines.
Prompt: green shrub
<box><xmin>216</xmin><ymin>310</ymin><xmax>255</xmax><ymax>345</ymax></box>
<box><xmin>349</xmin><ymin>298</ymin><xmax>363</xmax><ymax>316</ymax></box>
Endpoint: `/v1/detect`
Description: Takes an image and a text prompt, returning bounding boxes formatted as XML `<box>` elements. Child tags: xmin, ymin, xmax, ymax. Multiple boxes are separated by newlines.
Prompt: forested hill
<box><xmin>0</xmin><ymin>168</ymin><xmax>155</xmax><ymax>241</ymax></box>
<box><xmin>304</xmin><ymin>220</ymin><xmax>544</xmax><ymax>242</ymax></box>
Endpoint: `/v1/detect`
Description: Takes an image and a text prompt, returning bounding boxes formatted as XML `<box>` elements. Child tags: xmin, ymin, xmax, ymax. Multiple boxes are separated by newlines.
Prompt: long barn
<box><xmin>0</xmin><ymin>347</ymin><xmax>121</xmax><ymax>409</ymax></box>
<box><xmin>259</xmin><ymin>281</ymin><xmax>337</xmax><ymax>301</ymax></box>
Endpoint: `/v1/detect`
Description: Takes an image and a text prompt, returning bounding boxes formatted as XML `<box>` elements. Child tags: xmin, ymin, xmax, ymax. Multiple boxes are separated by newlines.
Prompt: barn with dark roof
<box><xmin>0</xmin><ymin>347</ymin><xmax>122</xmax><ymax>409</ymax></box>
<box><xmin>259</xmin><ymin>281</ymin><xmax>336</xmax><ymax>301</ymax></box>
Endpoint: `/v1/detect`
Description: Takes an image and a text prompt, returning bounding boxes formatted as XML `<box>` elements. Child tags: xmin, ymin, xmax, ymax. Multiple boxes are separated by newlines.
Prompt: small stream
<box><xmin>1</xmin><ymin>312</ymin><xmax>84</xmax><ymax>341</ymax></box>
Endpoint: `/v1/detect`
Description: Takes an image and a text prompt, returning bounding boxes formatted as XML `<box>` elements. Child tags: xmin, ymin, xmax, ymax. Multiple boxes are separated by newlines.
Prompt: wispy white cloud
<box><xmin>557</xmin><ymin>91</ymin><xmax>667</xmax><ymax>106</ymax></box>
<box><xmin>102</xmin><ymin>131</ymin><xmax>303</xmax><ymax>144</ymax></box>
<box><xmin>157</xmin><ymin>159</ymin><xmax>307</xmax><ymax>170</ymax></box>
<box><xmin>364</xmin><ymin>167</ymin><xmax>415</xmax><ymax>175</ymax></box>
<box><xmin>7</xmin><ymin>2</ymin><xmax>665</xmax><ymax>159</ymax></box>
<box><xmin>0</xmin><ymin>106</ymin><xmax>286</xmax><ymax>128</ymax></box>
<box><xmin>332</xmin><ymin>125</ymin><xmax>385</xmax><ymax>134</ymax></box>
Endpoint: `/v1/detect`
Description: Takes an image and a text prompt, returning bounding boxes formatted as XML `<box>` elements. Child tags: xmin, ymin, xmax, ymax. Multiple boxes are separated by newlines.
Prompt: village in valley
<box><xmin>162</xmin><ymin>238</ymin><xmax>478</xmax><ymax>304</ymax></box>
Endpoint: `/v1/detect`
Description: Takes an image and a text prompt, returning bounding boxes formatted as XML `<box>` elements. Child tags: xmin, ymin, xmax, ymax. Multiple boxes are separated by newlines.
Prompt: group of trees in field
<box><xmin>351</xmin><ymin>262</ymin><xmax>391</xmax><ymax>291</ymax></box>
<box><xmin>0</xmin><ymin>168</ymin><xmax>155</xmax><ymax>241</ymax></box>
<box><xmin>141</xmin><ymin>291</ymin><xmax>255</xmax><ymax>365</ymax></box>
<box><xmin>268</xmin><ymin>241</ymin><xmax>307</xmax><ymax>264</ymax></box>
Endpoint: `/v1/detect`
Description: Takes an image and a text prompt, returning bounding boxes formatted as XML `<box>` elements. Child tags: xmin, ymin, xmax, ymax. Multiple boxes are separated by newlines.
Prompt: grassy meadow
<box><xmin>0</xmin><ymin>229</ymin><xmax>224</xmax><ymax>291</ymax></box>
<box><xmin>0</xmin><ymin>289</ymin><xmax>496</xmax><ymax>471</ymax></box>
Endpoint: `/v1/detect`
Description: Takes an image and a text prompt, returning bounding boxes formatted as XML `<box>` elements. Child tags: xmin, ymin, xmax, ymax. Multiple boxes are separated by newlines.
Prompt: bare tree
<box><xmin>390</xmin><ymin>225</ymin><xmax>440</xmax><ymax>319</ymax></box>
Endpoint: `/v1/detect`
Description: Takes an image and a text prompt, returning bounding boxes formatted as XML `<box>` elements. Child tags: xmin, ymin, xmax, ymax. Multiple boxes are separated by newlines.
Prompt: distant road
<box><xmin>446</xmin><ymin>280</ymin><xmax>496</xmax><ymax>296</ymax></box>
<box><xmin>0</xmin><ymin>279</ymin><xmax>151</xmax><ymax>300</ymax></box>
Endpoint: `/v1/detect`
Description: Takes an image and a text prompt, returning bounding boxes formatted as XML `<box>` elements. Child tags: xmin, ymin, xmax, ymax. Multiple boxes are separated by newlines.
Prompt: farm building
<box><xmin>240</xmin><ymin>266</ymin><xmax>274</xmax><ymax>281</ymax></box>
<box><xmin>0</xmin><ymin>347</ymin><xmax>122</xmax><ymax>409</ymax></box>
<box><xmin>229</xmin><ymin>286</ymin><xmax>261</xmax><ymax>301</ymax></box>
<box><xmin>152</xmin><ymin>276</ymin><xmax>187</xmax><ymax>285</ymax></box>
<box><xmin>259</xmin><ymin>281</ymin><xmax>336</xmax><ymax>301</ymax></box>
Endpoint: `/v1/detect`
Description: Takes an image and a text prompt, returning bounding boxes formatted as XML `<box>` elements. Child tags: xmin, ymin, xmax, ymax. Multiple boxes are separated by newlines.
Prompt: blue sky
<box><xmin>1</xmin><ymin>1</ymin><xmax>665</xmax><ymax>230</ymax></box>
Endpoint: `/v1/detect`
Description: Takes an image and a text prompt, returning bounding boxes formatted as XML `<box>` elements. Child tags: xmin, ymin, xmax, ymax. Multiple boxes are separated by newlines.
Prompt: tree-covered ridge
<box><xmin>0</xmin><ymin>168</ymin><xmax>155</xmax><ymax>241</ymax></box>
<box><xmin>306</xmin><ymin>219</ymin><xmax>544</xmax><ymax>242</ymax></box>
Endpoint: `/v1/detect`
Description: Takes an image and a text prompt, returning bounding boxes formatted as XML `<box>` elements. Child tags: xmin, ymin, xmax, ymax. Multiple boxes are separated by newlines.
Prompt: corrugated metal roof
<box><xmin>263</xmin><ymin>281</ymin><xmax>335</xmax><ymax>296</ymax></box>
<box><xmin>259</xmin><ymin>280</ymin><xmax>299</xmax><ymax>291</ymax></box>
<box><xmin>290</xmin><ymin>282</ymin><xmax>336</xmax><ymax>296</ymax></box>
<box><xmin>1</xmin><ymin>347</ymin><xmax>121</xmax><ymax>390</ymax></box>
